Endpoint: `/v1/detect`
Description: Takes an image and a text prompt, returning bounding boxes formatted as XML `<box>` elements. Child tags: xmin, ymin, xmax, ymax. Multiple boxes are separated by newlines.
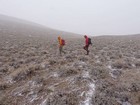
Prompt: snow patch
<box><xmin>80</xmin><ymin>91</ymin><xmax>85</xmax><ymax>96</ymax></box>
<box><xmin>95</xmin><ymin>55</ymin><xmax>99</xmax><ymax>59</ymax></box>
<box><xmin>78</xmin><ymin>61</ymin><xmax>87</xmax><ymax>68</ymax></box>
<box><xmin>5</xmin><ymin>76</ymin><xmax>14</xmax><ymax>84</ymax></box>
<box><xmin>29</xmin><ymin>94</ymin><xmax>38</xmax><ymax>102</ymax></box>
<box><xmin>132</xmin><ymin>64</ymin><xmax>136</xmax><ymax>67</ymax></box>
<box><xmin>28</xmin><ymin>80</ymin><xmax>43</xmax><ymax>90</ymax></box>
<box><xmin>13</xmin><ymin>91</ymin><xmax>24</xmax><ymax>96</ymax></box>
<box><xmin>108</xmin><ymin>65</ymin><xmax>112</xmax><ymax>70</ymax></box>
<box><xmin>80</xmin><ymin>65</ymin><xmax>95</xmax><ymax>105</ymax></box>
<box><xmin>107</xmin><ymin>64</ymin><xmax>120</xmax><ymax>78</ymax></box>
<box><xmin>12</xmin><ymin>87</ymin><xmax>24</xmax><ymax>96</ymax></box>
<box><xmin>79</xmin><ymin>61</ymin><xmax>87</xmax><ymax>65</ymax></box>
<box><xmin>82</xmin><ymin>71</ymin><xmax>90</xmax><ymax>78</ymax></box>
<box><xmin>122</xmin><ymin>101</ymin><xmax>131</xmax><ymax>105</ymax></box>
<box><xmin>80</xmin><ymin>83</ymin><xmax>95</xmax><ymax>105</ymax></box>
<box><xmin>53</xmin><ymin>72</ymin><xmax>59</xmax><ymax>77</ymax></box>
<box><xmin>40</xmin><ymin>99</ymin><xmax>47</xmax><ymax>105</ymax></box>
<box><xmin>41</xmin><ymin>63</ymin><xmax>46</xmax><ymax>69</ymax></box>
<box><xmin>96</xmin><ymin>59</ymin><xmax>101</xmax><ymax>63</ymax></box>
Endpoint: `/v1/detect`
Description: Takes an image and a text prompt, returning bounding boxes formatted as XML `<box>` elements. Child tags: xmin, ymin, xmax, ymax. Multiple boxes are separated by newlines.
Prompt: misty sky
<box><xmin>0</xmin><ymin>0</ymin><xmax>140</xmax><ymax>35</ymax></box>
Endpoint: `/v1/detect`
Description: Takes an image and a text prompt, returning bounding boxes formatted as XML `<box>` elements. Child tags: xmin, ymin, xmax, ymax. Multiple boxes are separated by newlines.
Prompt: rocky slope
<box><xmin>0</xmin><ymin>34</ymin><xmax>140</xmax><ymax>105</ymax></box>
<box><xmin>0</xmin><ymin>15</ymin><xmax>140</xmax><ymax>105</ymax></box>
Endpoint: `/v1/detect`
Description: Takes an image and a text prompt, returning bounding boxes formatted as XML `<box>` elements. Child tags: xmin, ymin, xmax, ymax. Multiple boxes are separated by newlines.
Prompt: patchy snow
<box><xmin>96</xmin><ymin>59</ymin><xmax>101</xmax><ymax>63</ymax></box>
<box><xmin>40</xmin><ymin>99</ymin><xmax>47</xmax><ymax>105</ymax></box>
<box><xmin>29</xmin><ymin>80</ymin><xmax>43</xmax><ymax>89</ymax></box>
<box><xmin>132</xmin><ymin>64</ymin><xmax>136</xmax><ymax>67</ymax></box>
<box><xmin>122</xmin><ymin>101</ymin><xmax>132</xmax><ymax>105</ymax></box>
<box><xmin>108</xmin><ymin>65</ymin><xmax>112</xmax><ymax>70</ymax></box>
<box><xmin>117</xmin><ymin>100</ymin><xmax>132</xmax><ymax>105</ymax></box>
<box><xmin>95</xmin><ymin>55</ymin><xmax>99</xmax><ymax>59</ymax></box>
<box><xmin>13</xmin><ymin>91</ymin><xmax>24</xmax><ymax>96</ymax></box>
<box><xmin>29</xmin><ymin>94</ymin><xmax>38</xmax><ymax>103</ymax></box>
<box><xmin>41</xmin><ymin>63</ymin><xmax>46</xmax><ymax>69</ymax></box>
<box><xmin>80</xmin><ymin>63</ymin><xmax>95</xmax><ymax>105</ymax></box>
<box><xmin>107</xmin><ymin>64</ymin><xmax>119</xmax><ymax>78</ymax></box>
<box><xmin>12</xmin><ymin>86</ymin><xmax>24</xmax><ymax>96</ymax></box>
<box><xmin>77</xmin><ymin>61</ymin><xmax>87</xmax><ymax>68</ymax></box>
<box><xmin>80</xmin><ymin>91</ymin><xmax>85</xmax><ymax>96</ymax></box>
<box><xmin>45</xmin><ymin>72</ymin><xmax>59</xmax><ymax>80</ymax></box>
<box><xmin>5</xmin><ymin>76</ymin><xmax>14</xmax><ymax>84</ymax></box>
<box><xmin>109</xmin><ymin>71</ymin><xmax>117</xmax><ymax>79</ymax></box>
<box><xmin>80</xmin><ymin>83</ymin><xmax>95</xmax><ymax>105</ymax></box>
<box><xmin>82</xmin><ymin>71</ymin><xmax>90</xmax><ymax>78</ymax></box>
<box><xmin>53</xmin><ymin>72</ymin><xmax>59</xmax><ymax>77</ymax></box>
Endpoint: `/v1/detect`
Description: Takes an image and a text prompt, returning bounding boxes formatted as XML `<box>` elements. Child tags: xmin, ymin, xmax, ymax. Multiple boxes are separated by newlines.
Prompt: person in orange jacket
<box><xmin>58</xmin><ymin>36</ymin><xmax>66</xmax><ymax>55</ymax></box>
<box><xmin>83</xmin><ymin>35</ymin><xmax>90</xmax><ymax>55</ymax></box>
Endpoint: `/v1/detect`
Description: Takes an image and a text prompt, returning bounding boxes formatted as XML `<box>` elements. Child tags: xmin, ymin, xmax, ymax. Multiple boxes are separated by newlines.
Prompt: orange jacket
<box><xmin>58</xmin><ymin>36</ymin><xmax>63</xmax><ymax>46</ymax></box>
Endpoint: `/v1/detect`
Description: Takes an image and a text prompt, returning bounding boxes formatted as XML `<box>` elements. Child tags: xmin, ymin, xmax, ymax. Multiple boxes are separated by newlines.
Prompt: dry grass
<box><xmin>0</xmin><ymin>16</ymin><xmax>140</xmax><ymax>104</ymax></box>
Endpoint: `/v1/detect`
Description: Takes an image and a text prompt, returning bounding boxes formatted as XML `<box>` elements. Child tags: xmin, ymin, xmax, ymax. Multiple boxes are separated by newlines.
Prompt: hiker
<box><xmin>58</xmin><ymin>36</ymin><xmax>66</xmax><ymax>55</ymax></box>
<box><xmin>83</xmin><ymin>35</ymin><xmax>92</xmax><ymax>55</ymax></box>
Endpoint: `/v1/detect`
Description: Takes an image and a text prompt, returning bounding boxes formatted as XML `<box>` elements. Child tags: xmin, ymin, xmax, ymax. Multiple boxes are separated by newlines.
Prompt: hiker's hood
<box><xmin>58</xmin><ymin>36</ymin><xmax>61</xmax><ymax>40</ymax></box>
<box><xmin>84</xmin><ymin>35</ymin><xmax>87</xmax><ymax>38</ymax></box>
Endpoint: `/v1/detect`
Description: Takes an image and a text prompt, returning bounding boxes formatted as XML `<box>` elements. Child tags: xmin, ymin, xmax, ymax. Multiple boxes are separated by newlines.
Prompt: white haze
<box><xmin>0</xmin><ymin>0</ymin><xmax>140</xmax><ymax>36</ymax></box>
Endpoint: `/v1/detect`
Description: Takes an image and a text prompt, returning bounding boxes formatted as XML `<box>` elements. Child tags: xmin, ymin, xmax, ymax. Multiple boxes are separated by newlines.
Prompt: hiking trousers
<box><xmin>83</xmin><ymin>45</ymin><xmax>89</xmax><ymax>55</ymax></box>
<box><xmin>59</xmin><ymin>46</ymin><xmax>65</xmax><ymax>55</ymax></box>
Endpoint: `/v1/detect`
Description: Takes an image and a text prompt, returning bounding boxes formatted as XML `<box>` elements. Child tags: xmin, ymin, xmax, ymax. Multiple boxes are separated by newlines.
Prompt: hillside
<box><xmin>0</xmin><ymin>15</ymin><xmax>140</xmax><ymax>105</ymax></box>
<box><xmin>0</xmin><ymin>14</ymin><xmax>81</xmax><ymax>39</ymax></box>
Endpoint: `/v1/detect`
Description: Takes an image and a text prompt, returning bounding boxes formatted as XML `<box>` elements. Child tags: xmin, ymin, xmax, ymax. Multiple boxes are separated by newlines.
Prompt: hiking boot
<box><xmin>87</xmin><ymin>50</ymin><xmax>89</xmax><ymax>55</ymax></box>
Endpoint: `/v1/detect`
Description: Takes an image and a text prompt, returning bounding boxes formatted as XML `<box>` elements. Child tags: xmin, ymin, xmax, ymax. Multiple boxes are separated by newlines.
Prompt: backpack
<box><xmin>88</xmin><ymin>38</ymin><xmax>92</xmax><ymax>45</ymax></box>
<box><xmin>61</xmin><ymin>39</ymin><xmax>65</xmax><ymax>45</ymax></box>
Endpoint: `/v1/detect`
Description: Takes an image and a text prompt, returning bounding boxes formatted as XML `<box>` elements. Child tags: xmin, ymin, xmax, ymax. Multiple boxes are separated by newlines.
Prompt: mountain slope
<box><xmin>0</xmin><ymin>14</ymin><xmax>140</xmax><ymax>105</ymax></box>
<box><xmin>0</xmin><ymin>14</ymin><xmax>81</xmax><ymax>38</ymax></box>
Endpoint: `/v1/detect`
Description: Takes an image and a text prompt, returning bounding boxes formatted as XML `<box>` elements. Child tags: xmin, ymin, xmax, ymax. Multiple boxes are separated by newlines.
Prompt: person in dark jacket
<box><xmin>83</xmin><ymin>35</ymin><xmax>90</xmax><ymax>55</ymax></box>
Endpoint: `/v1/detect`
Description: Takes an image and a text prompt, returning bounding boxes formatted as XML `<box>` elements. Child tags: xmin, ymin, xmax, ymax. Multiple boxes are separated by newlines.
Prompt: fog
<box><xmin>0</xmin><ymin>0</ymin><xmax>140</xmax><ymax>35</ymax></box>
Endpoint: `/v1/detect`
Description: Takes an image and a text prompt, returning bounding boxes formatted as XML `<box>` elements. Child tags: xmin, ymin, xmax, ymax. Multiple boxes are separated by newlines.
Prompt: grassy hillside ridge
<box><xmin>0</xmin><ymin>14</ymin><xmax>81</xmax><ymax>39</ymax></box>
<box><xmin>0</xmin><ymin>14</ymin><xmax>140</xmax><ymax>105</ymax></box>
